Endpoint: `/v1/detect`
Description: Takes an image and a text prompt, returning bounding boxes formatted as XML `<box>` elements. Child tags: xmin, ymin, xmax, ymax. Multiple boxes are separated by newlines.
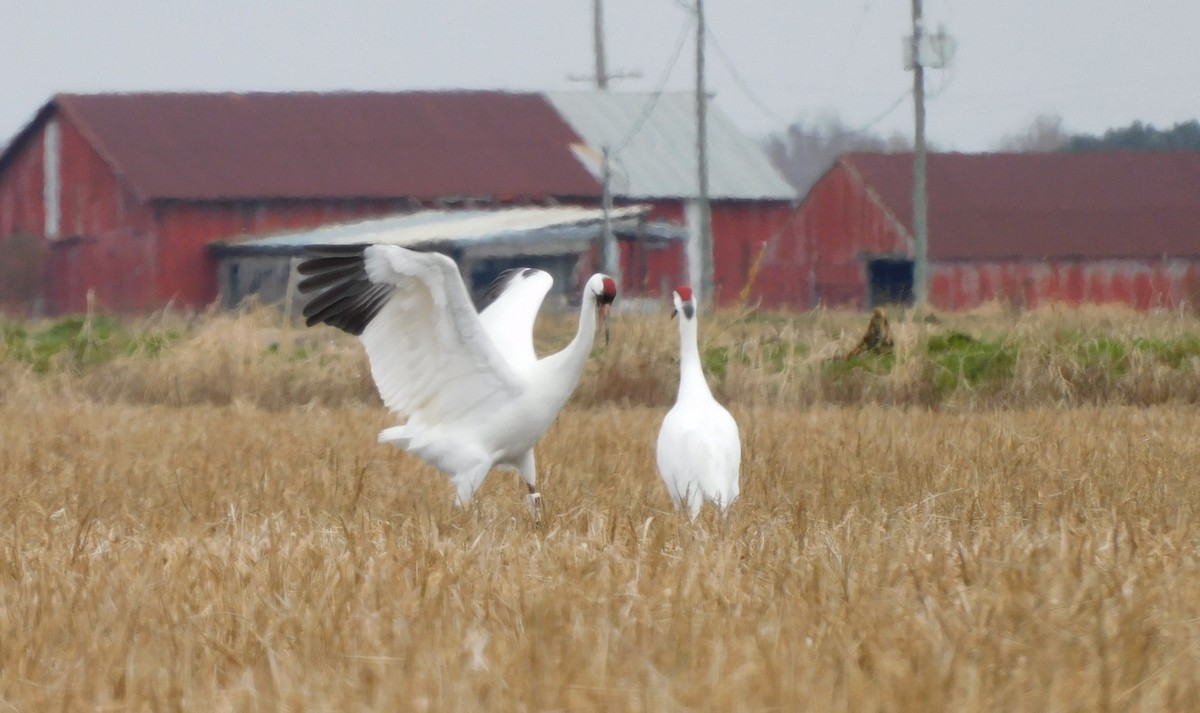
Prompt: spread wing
<box><xmin>298</xmin><ymin>244</ymin><xmax>523</xmax><ymax>423</ymax></box>
<box><xmin>477</xmin><ymin>268</ymin><xmax>554</xmax><ymax>370</ymax></box>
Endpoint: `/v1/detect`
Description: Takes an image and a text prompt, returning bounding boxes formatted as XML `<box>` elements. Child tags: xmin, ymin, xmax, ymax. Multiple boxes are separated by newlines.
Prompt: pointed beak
<box><xmin>597</xmin><ymin>302</ymin><xmax>611</xmax><ymax>345</ymax></box>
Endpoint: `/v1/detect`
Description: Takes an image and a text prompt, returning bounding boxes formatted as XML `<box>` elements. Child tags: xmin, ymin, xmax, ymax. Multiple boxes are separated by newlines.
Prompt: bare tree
<box><xmin>993</xmin><ymin>114</ymin><xmax>1071</xmax><ymax>152</ymax></box>
<box><xmin>764</xmin><ymin>114</ymin><xmax>911</xmax><ymax>196</ymax></box>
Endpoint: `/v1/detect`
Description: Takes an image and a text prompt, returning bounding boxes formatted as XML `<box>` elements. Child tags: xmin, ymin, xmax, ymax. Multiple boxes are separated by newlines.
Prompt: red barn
<box><xmin>788</xmin><ymin>151</ymin><xmax>1200</xmax><ymax>310</ymax></box>
<box><xmin>0</xmin><ymin>91</ymin><xmax>799</xmax><ymax>315</ymax></box>
<box><xmin>0</xmin><ymin>92</ymin><xmax>603</xmax><ymax>315</ymax></box>
<box><xmin>545</xmin><ymin>92</ymin><xmax>800</xmax><ymax>307</ymax></box>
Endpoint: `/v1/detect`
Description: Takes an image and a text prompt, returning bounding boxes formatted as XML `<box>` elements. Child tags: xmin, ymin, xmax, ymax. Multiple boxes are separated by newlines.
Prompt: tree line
<box><xmin>765</xmin><ymin>115</ymin><xmax>1200</xmax><ymax>195</ymax></box>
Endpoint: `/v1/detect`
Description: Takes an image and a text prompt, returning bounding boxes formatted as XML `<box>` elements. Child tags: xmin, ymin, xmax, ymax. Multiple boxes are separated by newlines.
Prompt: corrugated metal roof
<box><xmin>546</xmin><ymin>91</ymin><xmax>796</xmax><ymax>201</ymax></box>
<box><xmin>842</xmin><ymin>151</ymin><xmax>1200</xmax><ymax>260</ymax></box>
<box><xmin>214</xmin><ymin>204</ymin><xmax>651</xmax><ymax>253</ymax></box>
<box><xmin>52</xmin><ymin>92</ymin><xmax>602</xmax><ymax>201</ymax></box>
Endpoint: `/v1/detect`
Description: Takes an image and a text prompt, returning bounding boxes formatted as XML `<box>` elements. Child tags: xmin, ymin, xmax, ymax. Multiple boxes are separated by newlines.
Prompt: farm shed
<box><xmin>790</xmin><ymin>151</ymin><xmax>1200</xmax><ymax>311</ymax></box>
<box><xmin>0</xmin><ymin>90</ymin><xmax>798</xmax><ymax>316</ymax></box>
<box><xmin>208</xmin><ymin>204</ymin><xmax>677</xmax><ymax>315</ymax></box>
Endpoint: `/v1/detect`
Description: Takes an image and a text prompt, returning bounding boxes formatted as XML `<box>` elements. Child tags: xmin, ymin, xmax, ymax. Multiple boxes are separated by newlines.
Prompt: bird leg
<box><xmin>514</xmin><ymin>450</ymin><xmax>543</xmax><ymax>525</ymax></box>
<box><xmin>525</xmin><ymin>483</ymin><xmax>544</xmax><ymax>526</ymax></box>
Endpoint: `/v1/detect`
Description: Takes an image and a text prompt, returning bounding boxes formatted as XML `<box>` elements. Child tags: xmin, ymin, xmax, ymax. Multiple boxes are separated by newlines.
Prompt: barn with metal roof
<box><xmin>789</xmin><ymin>151</ymin><xmax>1200</xmax><ymax>310</ymax></box>
<box><xmin>0</xmin><ymin>90</ymin><xmax>800</xmax><ymax>316</ymax></box>
<box><xmin>547</xmin><ymin>91</ymin><xmax>801</xmax><ymax>307</ymax></box>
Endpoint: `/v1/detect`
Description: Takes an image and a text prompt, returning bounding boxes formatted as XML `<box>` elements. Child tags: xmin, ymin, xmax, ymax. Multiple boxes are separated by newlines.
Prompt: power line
<box><xmin>851</xmin><ymin>89</ymin><xmax>912</xmax><ymax>135</ymax></box>
<box><xmin>836</xmin><ymin>0</ymin><xmax>878</xmax><ymax>78</ymax></box>
<box><xmin>696</xmin><ymin>2</ymin><xmax>916</xmax><ymax>141</ymax></box>
<box><xmin>703</xmin><ymin>28</ymin><xmax>792</xmax><ymax>132</ymax></box>
<box><xmin>925</xmin><ymin>63</ymin><xmax>956</xmax><ymax>100</ymax></box>
<box><xmin>613</xmin><ymin>13</ymin><xmax>694</xmax><ymax>154</ymax></box>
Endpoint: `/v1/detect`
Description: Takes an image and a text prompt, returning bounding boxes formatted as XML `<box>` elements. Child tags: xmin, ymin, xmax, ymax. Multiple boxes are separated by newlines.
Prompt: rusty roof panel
<box><xmin>843</xmin><ymin>151</ymin><xmax>1200</xmax><ymax>260</ymax></box>
<box><xmin>54</xmin><ymin>92</ymin><xmax>602</xmax><ymax>201</ymax></box>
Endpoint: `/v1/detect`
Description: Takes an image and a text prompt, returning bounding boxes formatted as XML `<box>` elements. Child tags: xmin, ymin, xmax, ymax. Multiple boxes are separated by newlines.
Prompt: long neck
<box><xmin>537</xmin><ymin>293</ymin><xmax>598</xmax><ymax>397</ymax></box>
<box><xmin>677</xmin><ymin>314</ymin><xmax>711</xmax><ymax>399</ymax></box>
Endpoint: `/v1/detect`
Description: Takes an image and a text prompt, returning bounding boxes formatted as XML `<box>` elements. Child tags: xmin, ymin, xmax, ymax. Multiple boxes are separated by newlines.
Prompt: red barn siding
<box><xmin>785</xmin><ymin>163</ymin><xmax>908</xmax><ymax>309</ymax></box>
<box><xmin>640</xmin><ymin>202</ymin><xmax>686</xmax><ymax>296</ymax></box>
<box><xmin>43</xmin><ymin>117</ymin><xmax>160</xmax><ymax>313</ymax></box>
<box><xmin>155</xmin><ymin>200</ymin><xmax>417</xmax><ymax>306</ymax></box>
<box><xmin>56</xmin><ymin>115</ymin><xmax>146</xmax><ymax>239</ymax></box>
<box><xmin>577</xmin><ymin>201</ymin><xmax>684</xmax><ymax>299</ymax></box>
<box><xmin>615</xmin><ymin>229</ymin><xmax>684</xmax><ymax>299</ymax></box>
<box><xmin>0</xmin><ymin>129</ymin><xmax>44</xmax><ymax>238</ymax></box>
<box><xmin>44</xmin><ymin>230</ymin><xmax>159</xmax><ymax>314</ymax></box>
<box><xmin>0</xmin><ymin>114</ymin><xmax>163</xmax><ymax>314</ymax></box>
<box><xmin>793</xmin><ymin>156</ymin><xmax>1200</xmax><ymax>312</ymax></box>
<box><xmin>931</xmin><ymin>260</ymin><xmax>1200</xmax><ymax>310</ymax></box>
<box><xmin>620</xmin><ymin>200</ymin><xmax>801</xmax><ymax>307</ymax></box>
<box><xmin>710</xmin><ymin>201</ymin><xmax>799</xmax><ymax>307</ymax></box>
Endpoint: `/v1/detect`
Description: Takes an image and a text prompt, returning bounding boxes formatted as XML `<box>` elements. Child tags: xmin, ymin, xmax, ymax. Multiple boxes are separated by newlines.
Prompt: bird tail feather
<box><xmin>377</xmin><ymin>426</ymin><xmax>411</xmax><ymax>448</ymax></box>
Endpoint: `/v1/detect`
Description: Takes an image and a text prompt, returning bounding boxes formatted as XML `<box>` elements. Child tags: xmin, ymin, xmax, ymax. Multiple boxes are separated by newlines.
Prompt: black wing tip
<box><xmin>296</xmin><ymin>244</ymin><xmax>390</xmax><ymax>335</ymax></box>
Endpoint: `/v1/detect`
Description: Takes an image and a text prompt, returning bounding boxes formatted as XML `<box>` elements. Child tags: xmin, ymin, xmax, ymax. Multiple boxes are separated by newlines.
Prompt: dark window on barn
<box><xmin>867</xmin><ymin>258</ymin><xmax>914</xmax><ymax>308</ymax></box>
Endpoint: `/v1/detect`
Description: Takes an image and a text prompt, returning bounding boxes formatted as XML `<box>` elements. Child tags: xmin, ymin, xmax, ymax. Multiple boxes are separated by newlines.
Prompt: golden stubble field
<box><xmin>2</xmin><ymin>305</ymin><xmax>1200</xmax><ymax>711</ymax></box>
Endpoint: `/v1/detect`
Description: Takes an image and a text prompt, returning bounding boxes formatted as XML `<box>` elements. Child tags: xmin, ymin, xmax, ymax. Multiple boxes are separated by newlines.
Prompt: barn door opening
<box><xmin>867</xmin><ymin>258</ymin><xmax>914</xmax><ymax>308</ymax></box>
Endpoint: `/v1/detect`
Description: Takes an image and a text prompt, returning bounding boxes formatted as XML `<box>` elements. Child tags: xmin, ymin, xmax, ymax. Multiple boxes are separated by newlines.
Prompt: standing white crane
<box><xmin>656</xmin><ymin>286</ymin><xmax>740</xmax><ymax>519</ymax></box>
<box><xmin>297</xmin><ymin>244</ymin><xmax>617</xmax><ymax>517</ymax></box>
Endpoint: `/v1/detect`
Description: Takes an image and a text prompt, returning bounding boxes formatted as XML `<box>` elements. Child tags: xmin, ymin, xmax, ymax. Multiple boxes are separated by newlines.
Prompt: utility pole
<box><xmin>569</xmin><ymin>0</ymin><xmax>640</xmax><ymax>88</ymax></box>
<box><xmin>571</xmin><ymin>0</ymin><xmax>643</xmax><ymax>285</ymax></box>
<box><xmin>904</xmin><ymin>4</ymin><xmax>953</xmax><ymax>310</ymax></box>
<box><xmin>592</xmin><ymin>0</ymin><xmax>608</xmax><ymax>90</ymax></box>
<box><xmin>600</xmin><ymin>146</ymin><xmax>621</xmax><ymax>284</ymax></box>
<box><xmin>586</xmin><ymin>0</ymin><xmax>622</xmax><ymax>285</ymax></box>
<box><xmin>910</xmin><ymin>0</ymin><xmax>929</xmax><ymax>309</ymax></box>
<box><xmin>694</xmin><ymin>0</ymin><xmax>714</xmax><ymax>304</ymax></box>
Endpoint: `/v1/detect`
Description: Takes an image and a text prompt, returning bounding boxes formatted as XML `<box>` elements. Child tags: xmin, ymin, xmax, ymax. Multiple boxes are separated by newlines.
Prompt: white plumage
<box><xmin>656</xmin><ymin>286</ymin><xmax>741</xmax><ymax>519</ymax></box>
<box><xmin>297</xmin><ymin>244</ymin><xmax>616</xmax><ymax>513</ymax></box>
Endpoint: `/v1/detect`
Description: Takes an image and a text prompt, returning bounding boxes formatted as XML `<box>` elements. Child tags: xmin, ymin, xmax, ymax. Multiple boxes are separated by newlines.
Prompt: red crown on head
<box><xmin>675</xmin><ymin>285</ymin><xmax>693</xmax><ymax>301</ymax></box>
<box><xmin>601</xmin><ymin>276</ymin><xmax>618</xmax><ymax>297</ymax></box>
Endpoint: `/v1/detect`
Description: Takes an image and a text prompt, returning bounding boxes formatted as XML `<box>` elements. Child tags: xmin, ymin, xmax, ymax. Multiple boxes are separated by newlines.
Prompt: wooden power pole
<box><xmin>576</xmin><ymin>0</ymin><xmax>644</xmax><ymax>286</ymax></box>
<box><xmin>592</xmin><ymin>0</ymin><xmax>609</xmax><ymax>89</ymax></box>
<box><xmin>910</xmin><ymin>0</ymin><xmax>929</xmax><ymax>309</ymax></box>
<box><xmin>694</xmin><ymin>0</ymin><xmax>714</xmax><ymax>303</ymax></box>
<box><xmin>591</xmin><ymin>0</ymin><xmax>621</xmax><ymax>284</ymax></box>
<box><xmin>905</xmin><ymin>3</ymin><xmax>953</xmax><ymax>309</ymax></box>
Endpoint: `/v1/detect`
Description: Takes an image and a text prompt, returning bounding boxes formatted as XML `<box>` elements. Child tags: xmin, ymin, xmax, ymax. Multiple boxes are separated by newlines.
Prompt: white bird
<box><xmin>656</xmin><ymin>286</ymin><xmax>741</xmax><ymax>519</ymax></box>
<box><xmin>297</xmin><ymin>244</ymin><xmax>616</xmax><ymax>516</ymax></box>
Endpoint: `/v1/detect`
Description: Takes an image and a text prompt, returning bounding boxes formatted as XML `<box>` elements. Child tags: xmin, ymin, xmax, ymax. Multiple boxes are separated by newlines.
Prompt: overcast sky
<box><xmin>4</xmin><ymin>1</ymin><xmax>1199</xmax><ymax>153</ymax></box>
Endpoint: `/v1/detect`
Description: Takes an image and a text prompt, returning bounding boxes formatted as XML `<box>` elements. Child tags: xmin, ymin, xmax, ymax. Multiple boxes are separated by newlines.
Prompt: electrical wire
<box><xmin>612</xmin><ymin>11</ymin><xmax>694</xmax><ymax>153</ymax></box>
<box><xmin>704</xmin><ymin>28</ymin><xmax>792</xmax><ymax>132</ymax></box>
<box><xmin>851</xmin><ymin>89</ymin><xmax>912</xmax><ymax>135</ymax></box>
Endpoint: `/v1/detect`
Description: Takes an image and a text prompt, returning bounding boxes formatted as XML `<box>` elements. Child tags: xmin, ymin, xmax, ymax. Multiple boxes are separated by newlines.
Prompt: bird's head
<box><xmin>588</xmin><ymin>274</ymin><xmax>618</xmax><ymax>344</ymax></box>
<box><xmin>671</xmin><ymin>285</ymin><xmax>696</xmax><ymax>320</ymax></box>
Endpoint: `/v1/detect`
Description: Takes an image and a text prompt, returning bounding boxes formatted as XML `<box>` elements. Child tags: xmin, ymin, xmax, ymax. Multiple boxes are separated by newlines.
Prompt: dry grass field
<box><xmin>3</xmin><ymin>303</ymin><xmax>1200</xmax><ymax>711</ymax></box>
